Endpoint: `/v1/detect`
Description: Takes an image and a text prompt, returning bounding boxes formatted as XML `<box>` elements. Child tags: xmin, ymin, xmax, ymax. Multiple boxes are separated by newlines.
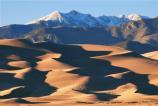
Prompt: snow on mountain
<box><xmin>64</xmin><ymin>10</ymin><xmax>100</xmax><ymax>27</ymax></box>
<box><xmin>27</xmin><ymin>10</ymin><xmax>149</xmax><ymax>27</ymax></box>
<box><xmin>97</xmin><ymin>15</ymin><xmax>129</xmax><ymax>26</ymax></box>
<box><xmin>40</xmin><ymin>11</ymin><xmax>64</xmax><ymax>22</ymax></box>
<box><xmin>28</xmin><ymin>11</ymin><xmax>66</xmax><ymax>24</ymax></box>
<box><xmin>126</xmin><ymin>13</ymin><xmax>149</xmax><ymax>21</ymax></box>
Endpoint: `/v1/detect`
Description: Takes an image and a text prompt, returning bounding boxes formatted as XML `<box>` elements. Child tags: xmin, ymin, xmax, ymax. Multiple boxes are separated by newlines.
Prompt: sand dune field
<box><xmin>0</xmin><ymin>39</ymin><xmax>158</xmax><ymax>106</ymax></box>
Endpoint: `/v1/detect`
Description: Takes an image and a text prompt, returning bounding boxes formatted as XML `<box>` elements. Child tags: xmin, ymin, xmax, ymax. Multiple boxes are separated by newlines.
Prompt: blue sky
<box><xmin>0</xmin><ymin>0</ymin><xmax>158</xmax><ymax>26</ymax></box>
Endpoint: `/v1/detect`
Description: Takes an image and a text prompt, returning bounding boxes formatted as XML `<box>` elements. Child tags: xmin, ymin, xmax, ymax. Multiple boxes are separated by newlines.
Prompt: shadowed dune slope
<box><xmin>0</xmin><ymin>39</ymin><xmax>158</xmax><ymax>105</ymax></box>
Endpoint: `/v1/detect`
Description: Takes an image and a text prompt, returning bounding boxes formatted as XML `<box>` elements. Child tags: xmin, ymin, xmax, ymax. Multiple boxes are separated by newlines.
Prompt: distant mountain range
<box><xmin>0</xmin><ymin>10</ymin><xmax>158</xmax><ymax>53</ymax></box>
<box><xmin>28</xmin><ymin>10</ymin><xmax>149</xmax><ymax>27</ymax></box>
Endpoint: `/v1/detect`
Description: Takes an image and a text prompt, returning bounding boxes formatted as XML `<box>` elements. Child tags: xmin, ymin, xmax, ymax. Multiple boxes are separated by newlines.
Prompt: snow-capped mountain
<box><xmin>28</xmin><ymin>10</ymin><xmax>149</xmax><ymax>27</ymax></box>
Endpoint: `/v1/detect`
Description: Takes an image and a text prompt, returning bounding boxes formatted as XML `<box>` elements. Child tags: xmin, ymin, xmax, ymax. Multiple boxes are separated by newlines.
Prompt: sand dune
<box><xmin>0</xmin><ymin>39</ymin><xmax>158</xmax><ymax>105</ymax></box>
<box><xmin>0</xmin><ymin>39</ymin><xmax>32</xmax><ymax>48</ymax></box>
<box><xmin>96</xmin><ymin>53</ymin><xmax>158</xmax><ymax>74</ymax></box>
<box><xmin>143</xmin><ymin>51</ymin><xmax>158</xmax><ymax>60</ymax></box>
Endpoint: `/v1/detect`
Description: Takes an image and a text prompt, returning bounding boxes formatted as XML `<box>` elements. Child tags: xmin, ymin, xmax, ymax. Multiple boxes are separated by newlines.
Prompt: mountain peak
<box><xmin>69</xmin><ymin>10</ymin><xmax>79</xmax><ymax>14</ymax></box>
<box><xmin>49</xmin><ymin>10</ymin><xmax>61</xmax><ymax>16</ymax></box>
<box><xmin>27</xmin><ymin>10</ymin><xmax>63</xmax><ymax>24</ymax></box>
<box><xmin>40</xmin><ymin>10</ymin><xmax>63</xmax><ymax>21</ymax></box>
<box><xmin>127</xmin><ymin>13</ymin><xmax>144</xmax><ymax>21</ymax></box>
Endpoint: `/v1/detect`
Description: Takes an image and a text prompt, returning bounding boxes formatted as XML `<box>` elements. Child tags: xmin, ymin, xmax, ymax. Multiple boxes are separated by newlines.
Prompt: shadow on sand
<box><xmin>0</xmin><ymin>69</ymin><xmax>57</xmax><ymax>99</ymax></box>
